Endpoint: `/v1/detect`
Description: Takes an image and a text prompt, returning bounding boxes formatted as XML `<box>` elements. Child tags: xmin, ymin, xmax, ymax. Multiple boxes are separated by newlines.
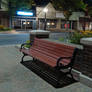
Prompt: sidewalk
<box><xmin>0</xmin><ymin>45</ymin><xmax>92</xmax><ymax>92</ymax></box>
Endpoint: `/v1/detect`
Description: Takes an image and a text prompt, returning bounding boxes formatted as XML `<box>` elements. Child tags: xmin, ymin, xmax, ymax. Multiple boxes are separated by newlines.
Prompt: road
<box><xmin>0</xmin><ymin>33</ymin><xmax>29</xmax><ymax>45</ymax></box>
<box><xmin>0</xmin><ymin>32</ymin><xmax>68</xmax><ymax>45</ymax></box>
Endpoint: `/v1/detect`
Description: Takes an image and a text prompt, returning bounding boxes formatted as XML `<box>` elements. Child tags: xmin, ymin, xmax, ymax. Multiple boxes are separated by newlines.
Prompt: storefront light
<box><xmin>51</xmin><ymin>22</ymin><xmax>55</xmax><ymax>25</ymax></box>
<box><xmin>17</xmin><ymin>11</ymin><xmax>33</xmax><ymax>16</ymax></box>
<box><xmin>47</xmin><ymin>22</ymin><xmax>50</xmax><ymax>25</ymax></box>
<box><xmin>27</xmin><ymin>22</ymin><xmax>30</xmax><ymax>24</ymax></box>
<box><xmin>23</xmin><ymin>22</ymin><xmax>26</xmax><ymax>25</ymax></box>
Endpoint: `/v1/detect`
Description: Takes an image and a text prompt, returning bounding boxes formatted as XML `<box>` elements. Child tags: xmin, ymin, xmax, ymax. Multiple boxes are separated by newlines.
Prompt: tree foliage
<box><xmin>52</xmin><ymin>0</ymin><xmax>87</xmax><ymax>20</ymax></box>
<box><xmin>87</xmin><ymin>6</ymin><xmax>92</xmax><ymax>17</ymax></box>
<box><xmin>8</xmin><ymin>0</ymin><xmax>35</xmax><ymax>16</ymax></box>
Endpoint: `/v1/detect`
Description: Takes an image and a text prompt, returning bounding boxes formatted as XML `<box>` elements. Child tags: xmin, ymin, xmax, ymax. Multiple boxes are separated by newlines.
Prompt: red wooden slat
<box><xmin>21</xmin><ymin>38</ymin><xmax>76</xmax><ymax>66</ymax></box>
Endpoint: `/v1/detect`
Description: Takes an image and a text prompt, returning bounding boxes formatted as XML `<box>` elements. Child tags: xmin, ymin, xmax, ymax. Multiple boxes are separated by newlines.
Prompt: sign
<box><xmin>56</xmin><ymin>12</ymin><xmax>65</xmax><ymax>18</ymax></box>
<box><xmin>17</xmin><ymin>11</ymin><xmax>34</xmax><ymax>16</ymax></box>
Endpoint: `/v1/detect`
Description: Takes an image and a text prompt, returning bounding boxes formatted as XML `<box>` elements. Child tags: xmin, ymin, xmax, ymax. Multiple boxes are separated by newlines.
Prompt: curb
<box><xmin>72</xmin><ymin>69</ymin><xmax>92</xmax><ymax>88</ymax></box>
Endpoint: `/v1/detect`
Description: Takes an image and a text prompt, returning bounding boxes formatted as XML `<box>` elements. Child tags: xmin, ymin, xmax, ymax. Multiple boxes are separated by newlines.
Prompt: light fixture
<box><xmin>47</xmin><ymin>22</ymin><xmax>50</xmax><ymax>25</ymax></box>
<box><xmin>43</xmin><ymin>8</ymin><xmax>48</xmax><ymax>13</ymax></box>
<box><xmin>23</xmin><ymin>22</ymin><xmax>26</xmax><ymax>25</ymax></box>
<box><xmin>17</xmin><ymin>11</ymin><xmax>33</xmax><ymax>16</ymax></box>
<box><xmin>51</xmin><ymin>22</ymin><xmax>55</xmax><ymax>25</ymax></box>
<box><xmin>27</xmin><ymin>22</ymin><xmax>30</xmax><ymax>24</ymax></box>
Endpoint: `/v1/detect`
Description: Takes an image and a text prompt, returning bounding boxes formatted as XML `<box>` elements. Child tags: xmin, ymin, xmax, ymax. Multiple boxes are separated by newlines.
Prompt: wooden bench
<box><xmin>20</xmin><ymin>38</ymin><xmax>78</xmax><ymax>81</ymax></box>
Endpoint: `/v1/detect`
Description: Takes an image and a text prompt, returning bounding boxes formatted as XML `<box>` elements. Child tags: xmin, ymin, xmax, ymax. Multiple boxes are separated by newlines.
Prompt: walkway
<box><xmin>0</xmin><ymin>45</ymin><xmax>91</xmax><ymax>92</ymax></box>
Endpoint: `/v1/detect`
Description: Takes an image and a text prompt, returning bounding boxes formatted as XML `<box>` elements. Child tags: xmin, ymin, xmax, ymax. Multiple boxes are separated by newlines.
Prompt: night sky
<box><xmin>83</xmin><ymin>0</ymin><xmax>92</xmax><ymax>6</ymax></box>
<box><xmin>34</xmin><ymin>0</ymin><xmax>92</xmax><ymax>6</ymax></box>
<box><xmin>34</xmin><ymin>0</ymin><xmax>51</xmax><ymax>5</ymax></box>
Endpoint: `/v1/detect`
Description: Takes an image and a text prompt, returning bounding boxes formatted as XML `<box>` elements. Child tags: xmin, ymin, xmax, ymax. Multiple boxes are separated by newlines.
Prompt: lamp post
<box><xmin>43</xmin><ymin>8</ymin><xmax>48</xmax><ymax>30</ymax></box>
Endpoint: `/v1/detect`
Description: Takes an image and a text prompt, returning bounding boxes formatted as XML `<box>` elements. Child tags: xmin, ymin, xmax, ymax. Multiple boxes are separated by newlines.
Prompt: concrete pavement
<box><xmin>0</xmin><ymin>45</ymin><xmax>92</xmax><ymax>92</ymax></box>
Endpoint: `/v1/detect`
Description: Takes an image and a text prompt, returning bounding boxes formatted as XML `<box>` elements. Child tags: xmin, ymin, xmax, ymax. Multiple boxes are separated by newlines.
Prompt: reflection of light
<box><xmin>47</xmin><ymin>22</ymin><xmax>50</xmax><ymax>25</ymax></box>
<box><xmin>51</xmin><ymin>22</ymin><xmax>55</xmax><ymax>25</ymax></box>
<box><xmin>27</xmin><ymin>22</ymin><xmax>30</xmax><ymax>24</ymax></box>
<box><xmin>17</xmin><ymin>11</ymin><xmax>33</xmax><ymax>16</ymax></box>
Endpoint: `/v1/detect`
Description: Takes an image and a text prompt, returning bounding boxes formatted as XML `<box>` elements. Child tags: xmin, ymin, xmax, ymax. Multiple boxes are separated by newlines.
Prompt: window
<box><xmin>61</xmin><ymin>20</ymin><xmax>77</xmax><ymax>30</ymax></box>
<box><xmin>46</xmin><ymin>19</ymin><xmax>57</xmax><ymax>28</ymax></box>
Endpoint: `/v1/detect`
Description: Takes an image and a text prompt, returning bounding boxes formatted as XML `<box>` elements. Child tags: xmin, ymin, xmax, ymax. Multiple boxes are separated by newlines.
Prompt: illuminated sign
<box><xmin>17</xmin><ymin>11</ymin><xmax>34</xmax><ymax>16</ymax></box>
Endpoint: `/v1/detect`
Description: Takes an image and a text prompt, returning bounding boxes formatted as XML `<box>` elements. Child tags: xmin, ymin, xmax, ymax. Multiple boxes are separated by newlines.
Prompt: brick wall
<box><xmin>81</xmin><ymin>45</ymin><xmax>92</xmax><ymax>78</ymax></box>
<box><xmin>73</xmin><ymin>49</ymin><xmax>83</xmax><ymax>72</ymax></box>
<box><xmin>73</xmin><ymin>45</ymin><xmax>92</xmax><ymax>78</ymax></box>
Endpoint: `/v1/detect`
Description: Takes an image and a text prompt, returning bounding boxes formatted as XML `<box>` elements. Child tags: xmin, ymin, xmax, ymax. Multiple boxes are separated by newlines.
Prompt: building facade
<box><xmin>36</xmin><ymin>3</ymin><xmax>89</xmax><ymax>31</ymax></box>
<box><xmin>0</xmin><ymin>1</ymin><xmax>92</xmax><ymax>31</ymax></box>
<box><xmin>0</xmin><ymin>0</ymin><xmax>9</xmax><ymax>27</ymax></box>
<box><xmin>12</xmin><ymin>10</ymin><xmax>37</xmax><ymax>30</ymax></box>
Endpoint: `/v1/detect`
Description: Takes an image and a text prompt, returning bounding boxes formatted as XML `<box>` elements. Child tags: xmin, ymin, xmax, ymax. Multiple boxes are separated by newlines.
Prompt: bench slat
<box><xmin>20</xmin><ymin>38</ymin><xmax>76</xmax><ymax>67</ymax></box>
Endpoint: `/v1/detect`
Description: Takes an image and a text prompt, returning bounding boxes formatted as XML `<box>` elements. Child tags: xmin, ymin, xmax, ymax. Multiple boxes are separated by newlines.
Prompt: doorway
<box><xmin>13</xmin><ymin>18</ymin><xmax>33</xmax><ymax>30</ymax></box>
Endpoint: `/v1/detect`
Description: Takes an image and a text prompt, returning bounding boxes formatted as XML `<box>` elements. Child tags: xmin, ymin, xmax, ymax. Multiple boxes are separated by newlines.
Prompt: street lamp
<box><xmin>43</xmin><ymin>8</ymin><xmax>48</xmax><ymax>30</ymax></box>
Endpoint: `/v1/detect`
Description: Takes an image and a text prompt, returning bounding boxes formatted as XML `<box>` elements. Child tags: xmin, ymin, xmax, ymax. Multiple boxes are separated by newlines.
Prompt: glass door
<box><xmin>21</xmin><ymin>19</ymin><xmax>26</xmax><ymax>29</ymax></box>
<box><xmin>21</xmin><ymin>19</ymin><xmax>33</xmax><ymax>30</ymax></box>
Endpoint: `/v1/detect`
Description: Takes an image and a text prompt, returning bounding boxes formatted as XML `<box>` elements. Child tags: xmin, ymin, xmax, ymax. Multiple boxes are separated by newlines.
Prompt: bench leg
<box><xmin>66</xmin><ymin>67</ymin><xmax>74</xmax><ymax>79</ymax></box>
<box><xmin>21</xmin><ymin>54</ymin><xmax>26</xmax><ymax>63</ymax></box>
<box><xmin>69</xmin><ymin>68</ymin><xmax>74</xmax><ymax>79</ymax></box>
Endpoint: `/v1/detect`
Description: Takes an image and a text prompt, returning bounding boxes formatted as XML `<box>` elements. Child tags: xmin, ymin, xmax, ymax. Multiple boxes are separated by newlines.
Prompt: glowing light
<box><xmin>27</xmin><ymin>22</ymin><xmax>30</xmax><ymax>24</ymax></box>
<box><xmin>51</xmin><ymin>22</ymin><xmax>55</xmax><ymax>25</ymax></box>
<box><xmin>17</xmin><ymin>11</ymin><xmax>33</xmax><ymax>16</ymax></box>
<box><xmin>47</xmin><ymin>22</ymin><xmax>50</xmax><ymax>25</ymax></box>
<box><xmin>23</xmin><ymin>22</ymin><xmax>26</xmax><ymax>25</ymax></box>
<box><xmin>43</xmin><ymin>8</ymin><xmax>48</xmax><ymax>13</ymax></box>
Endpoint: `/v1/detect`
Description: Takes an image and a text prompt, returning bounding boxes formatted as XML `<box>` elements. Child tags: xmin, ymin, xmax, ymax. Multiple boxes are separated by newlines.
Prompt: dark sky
<box><xmin>83</xmin><ymin>0</ymin><xmax>92</xmax><ymax>6</ymax></box>
<box><xmin>34</xmin><ymin>0</ymin><xmax>92</xmax><ymax>6</ymax></box>
<box><xmin>34</xmin><ymin>0</ymin><xmax>51</xmax><ymax>6</ymax></box>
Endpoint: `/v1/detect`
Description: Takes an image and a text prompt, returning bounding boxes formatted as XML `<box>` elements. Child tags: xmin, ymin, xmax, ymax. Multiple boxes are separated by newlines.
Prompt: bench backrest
<box><xmin>31</xmin><ymin>38</ymin><xmax>75</xmax><ymax>58</ymax></box>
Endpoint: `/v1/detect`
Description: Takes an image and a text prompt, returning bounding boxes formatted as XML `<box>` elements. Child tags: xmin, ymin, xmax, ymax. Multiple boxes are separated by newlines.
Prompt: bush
<box><xmin>0</xmin><ymin>25</ymin><xmax>4</xmax><ymax>30</ymax></box>
<box><xmin>24</xmin><ymin>40</ymin><xmax>31</xmax><ymax>48</ymax></box>
<box><xmin>70</xmin><ymin>30</ymin><xmax>92</xmax><ymax>44</ymax></box>
<box><xmin>59</xmin><ymin>37</ymin><xmax>65</xmax><ymax>42</ymax></box>
<box><xmin>0</xmin><ymin>25</ymin><xmax>12</xmax><ymax>31</ymax></box>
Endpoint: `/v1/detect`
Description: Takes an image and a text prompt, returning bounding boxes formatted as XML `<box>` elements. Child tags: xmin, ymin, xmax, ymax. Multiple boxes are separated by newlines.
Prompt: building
<box><xmin>0</xmin><ymin>1</ymin><xmax>92</xmax><ymax>31</ymax></box>
<box><xmin>36</xmin><ymin>3</ymin><xmax>90</xmax><ymax>31</ymax></box>
<box><xmin>0</xmin><ymin>0</ymin><xmax>9</xmax><ymax>27</ymax></box>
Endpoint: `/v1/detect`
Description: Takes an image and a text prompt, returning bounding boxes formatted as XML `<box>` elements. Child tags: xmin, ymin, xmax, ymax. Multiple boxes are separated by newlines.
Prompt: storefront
<box><xmin>12</xmin><ymin>10</ymin><xmax>37</xmax><ymax>30</ymax></box>
<box><xmin>0</xmin><ymin>11</ymin><xmax>9</xmax><ymax>27</ymax></box>
<box><xmin>12</xmin><ymin>16</ymin><xmax>36</xmax><ymax>30</ymax></box>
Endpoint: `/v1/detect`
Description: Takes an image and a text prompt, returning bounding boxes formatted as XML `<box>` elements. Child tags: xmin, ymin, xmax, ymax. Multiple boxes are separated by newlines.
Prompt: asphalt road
<box><xmin>0</xmin><ymin>33</ymin><xmax>29</xmax><ymax>45</ymax></box>
<box><xmin>0</xmin><ymin>32</ymin><xmax>69</xmax><ymax>45</ymax></box>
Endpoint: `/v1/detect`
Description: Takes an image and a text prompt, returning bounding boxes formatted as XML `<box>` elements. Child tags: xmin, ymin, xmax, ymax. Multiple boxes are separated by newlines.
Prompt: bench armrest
<box><xmin>20</xmin><ymin>43</ymin><xmax>32</xmax><ymax>50</ymax></box>
<box><xmin>56</xmin><ymin>57</ymin><xmax>72</xmax><ymax>67</ymax></box>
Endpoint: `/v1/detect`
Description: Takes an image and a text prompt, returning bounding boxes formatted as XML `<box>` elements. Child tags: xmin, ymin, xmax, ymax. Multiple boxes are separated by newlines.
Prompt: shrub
<box><xmin>70</xmin><ymin>30</ymin><xmax>92</xmax><ymax>44</ymax></box>
<box><xmin>0</xmin><ymin>25</ymin><xmax>4</xmax><ymax>30</ymax></box>
<box><xmin>0</xmin><ymin>25</ymin><xmax>12</xmax><ymax>31</ymax></box>
<box><xmin>24</xmin><ymin>40</ymin><xmax>31</xmax><ymax>48</ymax></box>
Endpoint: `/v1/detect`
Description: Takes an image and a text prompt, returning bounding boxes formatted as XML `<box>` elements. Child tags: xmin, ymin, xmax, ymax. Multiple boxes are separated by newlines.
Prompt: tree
<box><xmin>52</xmin><ymin>0</ymin><xmax>86</xmax><ymax>25</ymax></box>
<box><xmin>8</xmin><ymin>0</ymin><xmax>35</xmax><ymax>16</ymax></box>
<box><xmin>7</xmin><ymin>0</ymin><xmax>35</xmax><ymax>28</ymax></box>
<box><xmin>52</xmin><ymin>0</ymin><xmax>86</xmax><ymax>39</ymax></box>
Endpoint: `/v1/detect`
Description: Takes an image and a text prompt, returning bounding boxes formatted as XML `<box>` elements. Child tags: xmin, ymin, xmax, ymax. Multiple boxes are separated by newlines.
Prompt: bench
<box><xmin>20</xmin><ymin>38</ymin><xmax>78</xmax><ymax>81</ymax></box>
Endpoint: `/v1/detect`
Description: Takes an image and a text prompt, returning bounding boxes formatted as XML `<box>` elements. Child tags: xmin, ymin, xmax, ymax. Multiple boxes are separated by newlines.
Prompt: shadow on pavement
<box><xmin>21</xmin><ymin>60</ymin><xmax>78</xmax><ymax>88</ymax></box>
